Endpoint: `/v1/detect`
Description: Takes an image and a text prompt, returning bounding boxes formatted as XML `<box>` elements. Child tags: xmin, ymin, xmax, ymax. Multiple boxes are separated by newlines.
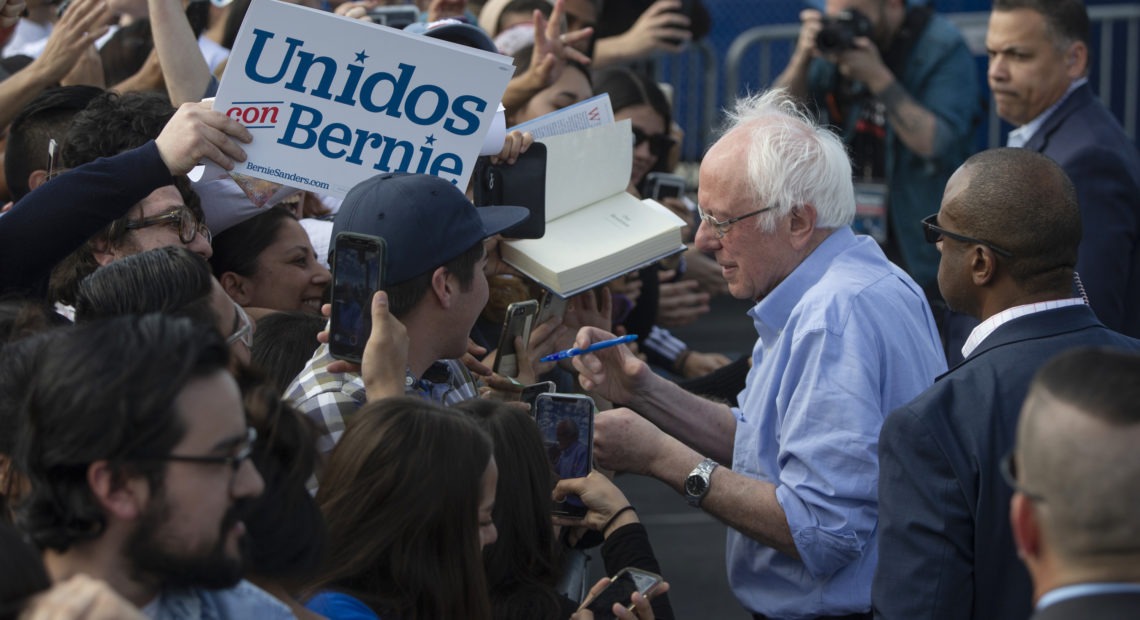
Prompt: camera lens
<box><xmin>815</xmin><ymin>9</ymin><xmax>872</xmax><ymax>54</ymax></box>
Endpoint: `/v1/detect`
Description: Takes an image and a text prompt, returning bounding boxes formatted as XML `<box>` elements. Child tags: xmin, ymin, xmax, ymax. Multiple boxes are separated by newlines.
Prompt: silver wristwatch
<box><xmin>684</xmin><ymin>458</ymin><xmax>719</xmax><ymax>507</ymax></box>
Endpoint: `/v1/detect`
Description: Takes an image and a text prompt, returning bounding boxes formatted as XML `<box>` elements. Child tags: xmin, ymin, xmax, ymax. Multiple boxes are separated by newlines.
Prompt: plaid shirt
<box><xmin>284</xmin><ymin>342</ymin><xmax>480</xmax><ymax>454</ymax></box>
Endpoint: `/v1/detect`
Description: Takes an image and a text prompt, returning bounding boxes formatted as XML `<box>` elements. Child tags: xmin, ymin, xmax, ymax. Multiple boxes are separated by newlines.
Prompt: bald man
<box><xmin>873</xmin><ymin>148</ymin><xmax>1140</xmax><ymax>620</ymax></box>
<box><xmin>1010</xmin><ymin>347</ymin><xmax>1140</xmax><ymax>619</ymax></box>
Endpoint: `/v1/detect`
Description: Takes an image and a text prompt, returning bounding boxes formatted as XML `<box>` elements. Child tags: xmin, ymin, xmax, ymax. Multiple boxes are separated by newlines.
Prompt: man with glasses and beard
<box><xmin>874</xmin><ymin>148</ymin><xmax>1140</xmax><ymax>620</ymax></box>
<box><xmin>11</xmin><ymin>314</ymin><xmax>292</xmax><ymax>618</ymax></box>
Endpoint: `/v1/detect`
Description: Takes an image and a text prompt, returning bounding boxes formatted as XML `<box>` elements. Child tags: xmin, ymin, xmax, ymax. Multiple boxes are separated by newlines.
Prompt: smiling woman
<box><xmin>210</xmin><ymin>207</ymin><xmax>332</xmax><ymax>316</ymax></box>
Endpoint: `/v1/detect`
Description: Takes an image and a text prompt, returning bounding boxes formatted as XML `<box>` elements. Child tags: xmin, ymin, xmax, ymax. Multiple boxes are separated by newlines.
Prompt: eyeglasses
<box><xmin>125</xmin><ymin>206</ymin><xmax>213</xmax><ymax>246</ymax></box>
<box><xmin>631</xmin><ymin>127</ymin><xmax>676</xmax><ymax>157</ymax></box>
<box><xmin>226</xmin><ymin>300</ymin><xmax>253</xmax><ymax>349</ymax></box>
<box><xmin>1000</xmin><ymin>450</ymin><xmax>1046</xmax><ymax>503</ymax></box>
<box><xmin>697</xmin><ymin>204</ymin><xmax>774</xmax><ymax>239</ymax></box>
<box><xmin>146</xmin><ymin>427</ymin><xmax>258</xmax><ymax>474</ymax></box>
<box><xmin>921</xmin><ymin>214</ymin><xmax>1012</xmax><ymax>258</ymax></box>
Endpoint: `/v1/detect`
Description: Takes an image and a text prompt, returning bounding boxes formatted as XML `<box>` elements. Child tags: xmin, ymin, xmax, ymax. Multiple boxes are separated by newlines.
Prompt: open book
<box><xmin>500</xmin><ymin>120</ymin><xmax>686</xmax><ymax>297</ymax></box>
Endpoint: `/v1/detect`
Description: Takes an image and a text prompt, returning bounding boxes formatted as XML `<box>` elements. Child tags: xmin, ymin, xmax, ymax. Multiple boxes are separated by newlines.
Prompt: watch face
<box><xmin>685</xmin><ymin>475</ymin><xmax>708</xmax><ymax>497</ymax></box>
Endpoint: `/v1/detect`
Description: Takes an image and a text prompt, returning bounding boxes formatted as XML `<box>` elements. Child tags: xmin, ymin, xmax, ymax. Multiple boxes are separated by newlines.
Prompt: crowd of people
<box><xmin>0</xmin><ymin>0</ymin><xmax>1138</xmax><ymax>619</ymax></box>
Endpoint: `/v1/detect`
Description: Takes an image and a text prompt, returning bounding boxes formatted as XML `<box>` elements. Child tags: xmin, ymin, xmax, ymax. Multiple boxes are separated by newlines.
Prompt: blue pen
<box><xmin>540</xmin><ymin>334</ymin><xmax>638</xmax><ymax>363</ymax></box>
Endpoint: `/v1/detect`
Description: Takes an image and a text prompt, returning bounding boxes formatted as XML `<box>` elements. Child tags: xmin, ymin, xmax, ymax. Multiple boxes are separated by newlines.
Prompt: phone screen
<box><xmin>534</xmin><ymin>393</ymin><xmax>594</xmax><ymax>517</ymax></box>
<box><xmin>329</xmin><ymin>234</ymin><xmax>385</xmax><ymax>363</ymax></box>
<box><xmin>583</xmin><ymin>568</ymin><xmax>663</xmax><ymax>618</ymax></box>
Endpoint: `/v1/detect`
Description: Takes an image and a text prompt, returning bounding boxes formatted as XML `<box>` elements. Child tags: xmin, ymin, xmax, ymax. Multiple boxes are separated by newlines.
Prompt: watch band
<box><xmin>684</xmin><ymin>457</ymin><xmax>719</xmax><ymax>508</ymax></box>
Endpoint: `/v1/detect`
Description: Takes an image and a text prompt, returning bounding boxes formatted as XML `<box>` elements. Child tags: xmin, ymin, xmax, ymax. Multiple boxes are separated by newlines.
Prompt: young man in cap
<box><xmin>285</xmin><ymin>172</ymin><xmax>528</xmax><ymax>455</ymax></box>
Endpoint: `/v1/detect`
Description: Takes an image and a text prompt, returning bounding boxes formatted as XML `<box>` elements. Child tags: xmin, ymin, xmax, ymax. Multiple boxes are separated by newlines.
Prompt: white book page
<box><xmin>539</xmin><ymin>119</ymin><xmax>633</xmax><ymax>221</ymax></box>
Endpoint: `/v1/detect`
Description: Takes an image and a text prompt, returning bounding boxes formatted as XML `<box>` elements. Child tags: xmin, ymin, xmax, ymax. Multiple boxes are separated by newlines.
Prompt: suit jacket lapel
<box><xmin>1024</xmin><ymin>83</ymin><xmax>1094</xmax><ymax>152</ymax></box>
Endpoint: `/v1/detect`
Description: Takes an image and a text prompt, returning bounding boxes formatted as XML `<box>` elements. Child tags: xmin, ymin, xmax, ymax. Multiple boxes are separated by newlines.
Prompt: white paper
<box><xmin>213</xmin><ymin>0</ymin><xmax>515</xmax><ymax>197</ymax></box>
<box><xmin>539</xmin><ymin>119</ymin><xmax>633</xmax><ymax>221</ymax></box>
<box><xmin>508</xmin><ymin>93</ymin><xmax>614</xmax><ymax>140</ymax></box>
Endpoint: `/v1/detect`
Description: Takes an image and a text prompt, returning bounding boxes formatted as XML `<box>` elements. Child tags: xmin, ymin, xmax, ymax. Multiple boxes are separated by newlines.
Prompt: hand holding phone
<box><xmin>580</xmin><ymin>568</ymin><xmax>665</xmax><ymax>620</ymax></box>
<box><xmin>534</xmin><ymin>393</ymin><xmax>595</xmax><ymax>518</ymax></box>
<box><xmin>551</xmin><ymin>471</ymin><xmax>637</xmax><ymax>534</ymax></box>
<box><xmin>493</xmin><ymin>299</ymin><xmax>539</xmax><ymax>378</ymax></box>
<box><xmin>330</xmin><ymin>233</ymin><xmax>386</xmax><ymax>364</ymax></box>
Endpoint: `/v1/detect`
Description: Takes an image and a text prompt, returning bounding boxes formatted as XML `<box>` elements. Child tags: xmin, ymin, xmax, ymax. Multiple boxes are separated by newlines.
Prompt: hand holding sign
<box><xmin>156</xmin><ymin>100</ymin><xmax>253</xmax><ymax>175</ymax></box>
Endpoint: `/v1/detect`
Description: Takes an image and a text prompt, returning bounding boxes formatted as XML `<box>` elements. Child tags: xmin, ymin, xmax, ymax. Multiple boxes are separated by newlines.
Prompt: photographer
<box><xmin>774</xmin><ymin>0</ymin><xmax>979</xmax><ymax>363</ymax></box>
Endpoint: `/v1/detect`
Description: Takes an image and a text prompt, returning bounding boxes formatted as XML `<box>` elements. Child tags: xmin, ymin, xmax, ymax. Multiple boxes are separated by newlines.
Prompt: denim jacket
<box><xmin>149</xmin><ymin>580</ymin><xmax>294</xmax><ymax>620</ymax></box>
<box><xmin>808</xmin><ymin>13</ymin><xmax>980</xmax><ymax>292</ymax></box>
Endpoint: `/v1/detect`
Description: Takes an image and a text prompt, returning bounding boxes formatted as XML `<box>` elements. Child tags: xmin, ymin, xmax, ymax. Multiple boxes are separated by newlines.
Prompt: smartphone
<box><xmin>492</xmin><ymin>299</ymin><xmax>539</xmax><ymax>377</ymax></box>
<box><xmin>537</xmin><ymin>289</ymin><xmax>568</xmax><ymax>325</ymax></box>
<box><xmin>534</xmin><ymin>392</ymin><xmax>595</xmax><ymax>518</ymax></box>
<box><xmin>366</xmin><ymin>5</ymin><xmax>419</xmax><ymax>28</ymax></box>
<box><xmin>658</xmin><ymin>0</ymin><xmax>692</xmax><ymax>47</ymax></box>
<box><xmin>644</xmin><ymin>171</ymin><xmax>687</xmax><ymax>201</ymax></box>
<box><xmin>583</xmin><ymin>567</ymin><xmax>664</xmax><ymax>619</ymax></box>
<box><xmin>521</xmin><ymin>381</ymin><xmax>556</xmax><ymax>413</ymax></box>
<box><xmin>329</xmin><ymin>233</ymin><xmax>386</xmax><ymax>364</ymax></box>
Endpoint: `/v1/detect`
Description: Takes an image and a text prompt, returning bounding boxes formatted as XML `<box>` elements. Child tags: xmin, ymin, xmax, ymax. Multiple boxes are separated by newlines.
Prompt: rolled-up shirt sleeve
<box><xmin>770</xmin><ymin>324</ymin><xmax>884</xmax><ymax>580</ymax></box>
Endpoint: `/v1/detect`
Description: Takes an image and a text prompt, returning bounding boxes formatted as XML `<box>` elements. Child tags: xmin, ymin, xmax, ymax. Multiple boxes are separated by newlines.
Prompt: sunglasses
<box><xmin>631</xmin><ymin>127</ymin><xmax>676</xmax><ymax>157</ymax></box>
<box><xmin>921</xmin><ymin>214</ymin><xmax>1013</xmax><ymax>258</ymax></box>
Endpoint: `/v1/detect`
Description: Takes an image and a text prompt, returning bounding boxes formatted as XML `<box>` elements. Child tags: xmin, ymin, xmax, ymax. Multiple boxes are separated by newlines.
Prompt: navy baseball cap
<box><xmin>332</xmin><ymin>173</ymin><xmax>528</xmax><ymax>285</ymax></box>
<box><xmin>404</xmin><ymin>19</ymin><xmax>499</xmax><ymax>54</ymax></box>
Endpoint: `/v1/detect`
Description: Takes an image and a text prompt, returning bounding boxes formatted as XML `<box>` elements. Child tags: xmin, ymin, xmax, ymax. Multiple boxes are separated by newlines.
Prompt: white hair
<box><xmin>719</xmin><ymin>88</ymin><xmax>855</xmax><ymax>232</ymax></box>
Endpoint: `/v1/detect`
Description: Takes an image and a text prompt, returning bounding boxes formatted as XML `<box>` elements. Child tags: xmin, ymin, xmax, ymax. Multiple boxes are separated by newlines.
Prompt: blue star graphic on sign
<box><xmin>425</xmin><ymin>134</ymin><xmax>437</xmax><ymax>146</ymax></box>
<box><xmin>354</xmin><ymin>50</ymin><xmax>369</xmax><ymax>64</ymax></box>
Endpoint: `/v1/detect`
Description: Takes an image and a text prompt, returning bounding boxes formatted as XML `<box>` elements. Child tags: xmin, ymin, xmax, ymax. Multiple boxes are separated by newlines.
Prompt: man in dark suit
<box><xmin>872</xmin><ymin>148</ymin><xmax>1140</xmax><ymax>619</ymax></box>
<box><xmin>1009</xmin><ymin>347</ymin><xmax>1140</xmax><ymax>619</ymax></box>
<box><xmin>987</xmin><ymin>0</ymin><xmax>1140</xmax><ymax>338</ymax></box>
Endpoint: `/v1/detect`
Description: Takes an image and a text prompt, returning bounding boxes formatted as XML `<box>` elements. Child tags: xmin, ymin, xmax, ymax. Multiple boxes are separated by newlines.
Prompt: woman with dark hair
<box><xmin>304</xmin><ymin>397</ymin><xmax>497</xmax><ymax>620</ymax></box>
<box><xmin>210</xmin><ymin>206</ymin><xmax>331</xmax><ymax>318</ymax></box>
<box><xmin>250</xmin><ymin>311</ymin><xmax>325</xmax><ymax>394</ymax></box>
<box><xmin>238</xmin><ymin>370</ymin><xmax>327</xmax><ymax>620</ymax></box>
<box><xmin>457</xmin><ymin>400</ymin><xmax>674</xmax><ymax>620</ymax></box>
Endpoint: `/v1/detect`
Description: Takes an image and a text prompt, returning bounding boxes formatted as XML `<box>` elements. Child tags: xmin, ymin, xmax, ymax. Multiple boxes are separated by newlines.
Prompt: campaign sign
<box><xmin>214</xmin><ymin>0</ymin><xmax>515</xmax><ymax>197</ymax></box>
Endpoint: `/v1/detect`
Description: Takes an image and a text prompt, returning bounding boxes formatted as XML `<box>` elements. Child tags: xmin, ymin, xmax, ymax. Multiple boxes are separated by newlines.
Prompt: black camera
<box><xmin>367</xmin><ymin>6</ymin><xmax>419</xmax><ymax>29</ymax></box>
<box><xmin>816</xmin><ymin>9</ymin><xmax>873</xmax><ymax>54</ymax></box>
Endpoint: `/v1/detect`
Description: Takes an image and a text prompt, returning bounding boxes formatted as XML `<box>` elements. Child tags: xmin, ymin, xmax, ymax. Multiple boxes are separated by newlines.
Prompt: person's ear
<box><xmin>431</xmin><ymin>265</ymin><xmax>454</xmax><ymax>309</ymax></box>
<box><xmin>220</xmin><ymin>272</ymin><xmax>251</xmax><ymax>306</ymax></box>
<box><xmin>90</xmin><ymin>238</ymin><xmax>118</xmax><ymax>266</ymax></box>
<box><xmin>87</xmin><ymin>461</ymin><xmax>146</xmax><ymax>522</ymax></box>
<box><xmin>970</xmin><ymin>245</ymin><xmax>998</xmax><ymax>286</ymax></box>
<box><xmin>1010</xmin><ymin>492</ymin><xmax>1041</xmax><ymax>562</ymax></box>
<box><xmin>26</xmin><ymin>169</ymin><xmax>49</xmax><ymax>192</ymax></box>
<box><xmin>787</xmin><ymin>203</ymin><xmax>818</xmax><ymax>249</ymax></box>
<box><xmin>1064</xmin><ymin>40</ymin><xmax>1088</xmax><ymax>79</ymax></box>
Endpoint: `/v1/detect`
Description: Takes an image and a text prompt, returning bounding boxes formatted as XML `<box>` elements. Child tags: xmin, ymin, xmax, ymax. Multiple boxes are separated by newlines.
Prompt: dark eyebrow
<box><xmin>208</xmin><ymin>431</ymin><xmax>248</xmax><ymax>454</ymax></box>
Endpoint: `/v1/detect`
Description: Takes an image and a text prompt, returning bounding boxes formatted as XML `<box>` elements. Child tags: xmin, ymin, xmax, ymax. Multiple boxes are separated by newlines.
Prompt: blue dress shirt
<box><xmin>727</xmin><ymin>228</ymin><xmax>945</xmax><ymax>618</ymax></box>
